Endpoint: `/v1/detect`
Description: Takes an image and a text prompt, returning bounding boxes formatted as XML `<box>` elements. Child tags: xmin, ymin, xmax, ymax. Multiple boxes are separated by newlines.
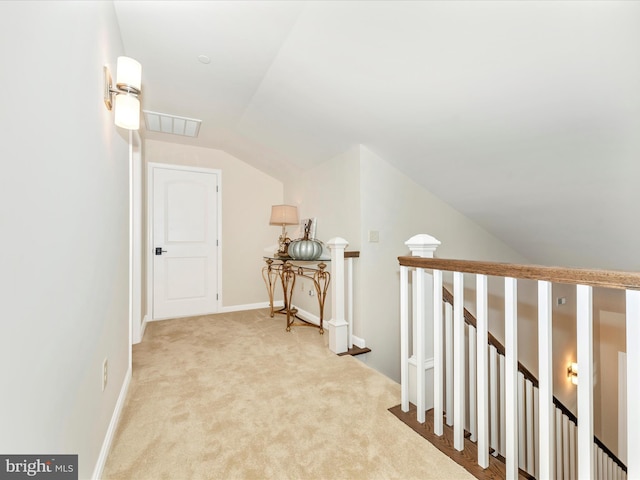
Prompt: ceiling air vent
<box><xmin>143</xmin><ymin>110</ymin><xmax>201</xmax><ymax>137</ymax></box>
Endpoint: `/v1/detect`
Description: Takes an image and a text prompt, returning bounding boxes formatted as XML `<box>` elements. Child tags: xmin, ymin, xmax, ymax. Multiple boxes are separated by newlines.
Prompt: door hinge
<box><xmin>216</xmin><ymin>239</ymin><xmax>219</xmax><ymax>247</ymax></box>
<box><xmin>216</xmin><ymin>185</ymin><xmax>219</xmax><ymax>193</ymax></box>
<box><xmin>216</xmin><ymin>294</ymin><xmax>219</xmax><ymax>300</ymax></box>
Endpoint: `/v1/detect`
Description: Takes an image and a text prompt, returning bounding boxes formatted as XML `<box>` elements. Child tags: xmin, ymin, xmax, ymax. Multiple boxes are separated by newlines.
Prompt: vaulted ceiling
<box><xmin>114</xmin><ymin>1</ymin><xmax>640</xmax><ymax>271</ymax></box>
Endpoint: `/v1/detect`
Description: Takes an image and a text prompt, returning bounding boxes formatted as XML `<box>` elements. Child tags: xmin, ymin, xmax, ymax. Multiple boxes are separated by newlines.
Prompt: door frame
<box><xmin>146</xmin><ymin>162</ymin><xmax>223</xmax><ymax>321</ymax></box>
<box><xmin>130</xmin><ymin>131</ymin><xmax>143</xmax><ymax>345</ymax></box>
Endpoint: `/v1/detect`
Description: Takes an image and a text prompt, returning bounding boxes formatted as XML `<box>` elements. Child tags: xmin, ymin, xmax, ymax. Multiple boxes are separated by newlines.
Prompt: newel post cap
<box><xmin>405</xmin><ymin>234</ymin><xmax>441</xmax><ymax>258</ymax></box>
<box><xmin>327</xmin><ymin>237</ymin><xmax>349</xmax><ymax>249</ymax></box>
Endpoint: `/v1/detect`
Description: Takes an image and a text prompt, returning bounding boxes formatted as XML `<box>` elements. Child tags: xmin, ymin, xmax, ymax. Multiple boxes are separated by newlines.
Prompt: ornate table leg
<box><xmin>313</xmin><ymin>262</ymin><xmax>330</xmax><ymax>334</ymax></box>
<box><xmin>262</xmin><ymin>258</ymin><xmax>279</xmax><ymax>317</ymax></box>
<box><xmin>281</xmin><ymin>263</ymin><xmax>296</xmax><ymax>331</ymax></box>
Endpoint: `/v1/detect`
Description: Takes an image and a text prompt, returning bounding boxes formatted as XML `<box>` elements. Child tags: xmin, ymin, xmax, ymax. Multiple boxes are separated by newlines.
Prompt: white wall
<box><xmin>0</xmin><ymin>2</ymin><xmax>130</xmax><ymax>478</ymax></box>
<box><xmin>285</xmin><ymin>145</ymin><xmax>362</xmax><ymax>247</ymax></box>
<box><xmin>284</xmin><ymin>146</ymin><xmax>361</xmax><ymax>323</ymax></box>
<box><xmin>144</xmin><ymin>140</ymin><xmax>283</xmax><ymax>308</ymax></box>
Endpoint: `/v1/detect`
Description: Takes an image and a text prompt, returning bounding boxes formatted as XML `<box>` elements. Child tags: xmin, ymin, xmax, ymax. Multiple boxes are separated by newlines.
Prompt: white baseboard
<box><xmin>92</xmin><ymin>366</ymin><xmax>132</xmax><ymax>480</ymax></box>
<box><xmin>290</xmin><ymin>306</ymin><xmax>321</xmax><ymax>326</ymax></box>
<box><xmin>148</xmin><ymin>302</ymin><xmax>282</xmax><ymax>321</ymax></box>
<box><xmin>220</xmin><ymin>301</ymin><xmax>282</xmax><ymax>313</ymax></box>
<box><xmin>132</xmin><ymin>314</ymin><xmax>148</xmax><ymax>344</ymax></box>
<box><xmin>140</xmin><ymin>314</ymin><xmax>148</xmax><ymax>340</ymax></box>
<box><xmin>408</xmin><ymin>355</ymin><xmax>435</xmax><ymax>370</ymax></box>
<box><xmin>292</xmin><ymin>309</ymin><xmax>364</xmax><ymax>347</ymax></box>
<box><xmin>351</xmin><ymin>335</ymin><xmax>366</xmax><ymax>349</ymax></box>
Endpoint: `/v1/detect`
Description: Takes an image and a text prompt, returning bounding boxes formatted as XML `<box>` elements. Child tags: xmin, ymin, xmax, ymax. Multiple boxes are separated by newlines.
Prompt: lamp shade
<box><xmin>114</xmin><ymin>93</ymin><xmax>140</xmax><ymax>130</ymax></box>
<box><xmin>116</xmin><ymin>56</ymin><xmax>142</xmax><ymax>91</ymax></box>
<box><xmin>269</xmin><ymin>205</ymin><xmax>298</xmax><ymax>225</ymax></box>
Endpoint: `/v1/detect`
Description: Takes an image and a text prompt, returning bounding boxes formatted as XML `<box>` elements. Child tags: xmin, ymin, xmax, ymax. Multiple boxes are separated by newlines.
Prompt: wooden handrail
<box><xmin>398</xmin><ymin>257</ymin><xmax>640</xmax><ymax>291</ymax></box>
<box><xmin>442</xmin><ymin>286</ymin><xmax>627</xmax><ymax>473</ymax></box>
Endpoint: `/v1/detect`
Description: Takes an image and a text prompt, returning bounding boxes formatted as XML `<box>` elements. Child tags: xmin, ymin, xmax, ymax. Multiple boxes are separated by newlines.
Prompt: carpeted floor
<box><xmin>102</xmin><ymin>309</ymin><xmax>474</xmax><ymax>479</ymax></box>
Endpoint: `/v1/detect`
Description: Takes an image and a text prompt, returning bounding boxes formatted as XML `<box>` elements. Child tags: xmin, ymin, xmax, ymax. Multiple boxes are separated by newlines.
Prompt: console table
<box><xmin>262</xmin><ymin>256</ymin><xmax>330</xmax><ymax>333</ymax></box>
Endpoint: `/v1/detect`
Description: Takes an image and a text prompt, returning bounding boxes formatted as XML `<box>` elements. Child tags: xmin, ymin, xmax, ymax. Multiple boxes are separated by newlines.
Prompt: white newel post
<box><xmin>327</xmin><ymin>237</ymin><xmax>349</xmax><ymax>354</ymax></box>
<box><xmin>405</xmin><ymin>234</ymin><xmax>441</xmax><ymax>423</ymax></box>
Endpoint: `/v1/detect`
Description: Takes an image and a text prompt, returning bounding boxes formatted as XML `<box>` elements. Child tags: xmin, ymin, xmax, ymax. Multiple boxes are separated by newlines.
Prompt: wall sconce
<box><xmin>104</xmin><ymin>56</ymin><xmax>142</xmax><ymax>130</ymax></box>
<box><xmin>567</xmin><ymin>362</ymin><xmax>578</xmax><ymax>385</ymax></box>
<box><xmin>269</xmin><ymin>205</ymin><xmax>299</xmax><ymax>257</ymax></box>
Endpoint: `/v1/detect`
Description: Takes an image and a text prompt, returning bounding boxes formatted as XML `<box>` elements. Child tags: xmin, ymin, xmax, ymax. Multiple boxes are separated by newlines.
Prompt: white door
<box><xmin>151</xmin><ymin>165</ymin><xmax>219</xmax><ymax>320</ymax></box>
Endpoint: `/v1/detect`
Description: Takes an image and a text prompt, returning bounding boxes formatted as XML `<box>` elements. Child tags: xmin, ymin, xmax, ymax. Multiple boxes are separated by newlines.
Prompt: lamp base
<box><xmin>277</xmin><ymin>232</ymin><xmax>292</xmax><ymax>257</ymax></box>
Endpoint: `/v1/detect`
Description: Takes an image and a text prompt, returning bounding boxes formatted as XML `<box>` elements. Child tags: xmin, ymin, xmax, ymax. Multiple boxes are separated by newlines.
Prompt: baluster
<box><xmin>534</xmin><ymin>385</ymin><xmax>540</xmax><ymax>479</ymax></box>
<box><xmin>415</xmin><ymin>266</ymin><xmax>426</xmax><ymax>423</ymax></box>
<box><xmin>563</xmin><ymin>415</ymin><xmax>570</xmax><ymax>479</ymax></box>
<box><xmin>538</xmin><ymin>280</ymin><xmax>554</xmax><ymax>479</ymax></box>
<box><xmin>569</xmin><ymin>421</ymin><xmax>576</xmax><ymax>480</ymax></box>
<box><xmin>576</xmin><ymin>284</ymin><xmax>594</xmax><ymax>479</ymax></box>
<box><xmin>433</xmin><ymin>269</ymin><xmax>443</xmax><ymax>436</ymax></box>
<box><xmin>500</xmin><ymin>354</ymin><xmax>506</xmax><ymax>457</ymax></box>
<box><xmin>346</xmin><ymin>256</ymin><xmax>353</xmax><ymax>349</ymax></box>
<box><xmin>597</xmin><ymin>446</ymin><xmax>604</xmax><ymax>479</ymax></box>
<box><xmin>608</xmin><ymin>456</ymin><xmax>614</xmax><ymax>480</ymax></box>
<box><xmin>445</xmin><ymin>301</ymin><xmax>453</xmax><ymax>426</ymax></box>
<box><xmin>400</xmin><ymin>265</ymin><xmax>409</xmax><ymax>412</ymax></box>
<box><xmin>453</xmin><ymin>271</ymin><xmax>465</xmax><ymax>451</ymax></box>
<box><xmin>477</xmin><ymin>274</ymin><xmax>489</xmax><ymax>468</ymax></box>
<box><xmin>525</xmin><ymin>379</ymin><xmax>534</xmax><ymax>474</ymax></box>
<box><xmin>626</xmin><ymin>290</ymin><xmax>640</xmax><ymax>479</ymax></box>
<box><xmin>505</xmin><ymin>277</ymin><xmax>518</xmax><ymax>479</ymax></box>
<box><xmin>556</xmin><ymin>408</ymin><xmax>563</xmax><ymax>480</ymax></box>
<box><xmin>489</xmin><ymin>344</ymin><xmax>499</xmax><ymax>457</ymax></box>
<box><xmin>469</xmin><ymin>324</ymin><xmax>477</xmax><ymax>442</ymax></box>
<box><xmin>518</xmin><ymin>372</ymin><xmax>525</xmax><ymax>470</ymax></box>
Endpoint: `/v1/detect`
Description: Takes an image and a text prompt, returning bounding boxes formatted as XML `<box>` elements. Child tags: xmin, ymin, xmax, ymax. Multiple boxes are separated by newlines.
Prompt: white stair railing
<box><xmin>399</xmin><ymin>234</ymin><xmax>640</xmax><ymax>479</ymax></box>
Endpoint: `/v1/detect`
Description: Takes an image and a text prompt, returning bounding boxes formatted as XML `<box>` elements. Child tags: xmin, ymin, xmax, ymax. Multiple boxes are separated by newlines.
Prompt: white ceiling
<box><xmin>114</xmin><ymin>0</ymin><xmax>640</xmax><ymax>271</ymax></box>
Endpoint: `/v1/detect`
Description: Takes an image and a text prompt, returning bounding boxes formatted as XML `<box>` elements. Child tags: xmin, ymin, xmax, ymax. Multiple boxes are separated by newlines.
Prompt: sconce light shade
<box><xmin>269</xmin><ymin>205</ymin><xmax>299</xmax><ymax>226</ymax></box>
<box><xmin>114</xmin><ymin>94</ymin><xmax>140</xmax><ymax>130</ymax></box>
<box><xmin>116</xmin><ymin>56</ymin><xmax>142</xmax><ymax>91</ymax></box>
<box><xmin>104</xmin><ymin>56</ymin><xmax>142</xmax><ymax>130</ymax></box>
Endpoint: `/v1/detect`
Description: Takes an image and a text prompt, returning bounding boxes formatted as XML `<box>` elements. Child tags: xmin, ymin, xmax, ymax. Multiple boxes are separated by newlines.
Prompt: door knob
<box><xmin>155</xmin><ymin>247</ymin><xmax>167</xmax><ymax>255</ymax></box>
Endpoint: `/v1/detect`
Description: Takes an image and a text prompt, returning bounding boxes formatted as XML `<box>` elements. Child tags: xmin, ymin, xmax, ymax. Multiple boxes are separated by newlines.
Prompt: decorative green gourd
<box><xmin>288</xmin><ymin>220</ymin><xmax>323</xmax><ymax>260</ymax></box>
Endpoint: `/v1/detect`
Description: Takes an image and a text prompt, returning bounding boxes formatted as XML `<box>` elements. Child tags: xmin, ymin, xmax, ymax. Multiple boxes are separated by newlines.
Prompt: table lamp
<box><xmin>269</xmin><ymin>204</ymin><xmax>299</xmax><ymax>257</ymax></box>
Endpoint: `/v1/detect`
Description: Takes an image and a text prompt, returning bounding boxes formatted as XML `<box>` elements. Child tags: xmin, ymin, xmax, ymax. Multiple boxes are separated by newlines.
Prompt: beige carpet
<box><xmin>103</xmin><ymin>309</ymin><xmax>474</xmax><ymax>480</ymax></box>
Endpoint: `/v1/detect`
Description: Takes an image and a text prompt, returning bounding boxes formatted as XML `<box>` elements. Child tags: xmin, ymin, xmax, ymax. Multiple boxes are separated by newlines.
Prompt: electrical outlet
<box><xmin>557</xmin><ymin>297</ymin><xmax>567</xmax><ymax>306</ymax></box>
<box><xmin>368</xmin><ymin>230</ymin><xmax>380</xmax><ymax>243</ymax></box>
<box><xmin>308</xmin><ymin>289</ymin><xmax>315</xmax><ymax>297</ymax></box>
<box><xmin>102</xmin><ymin>358</ymin><xmax>108</xmax><ymax>392</ymax></box>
